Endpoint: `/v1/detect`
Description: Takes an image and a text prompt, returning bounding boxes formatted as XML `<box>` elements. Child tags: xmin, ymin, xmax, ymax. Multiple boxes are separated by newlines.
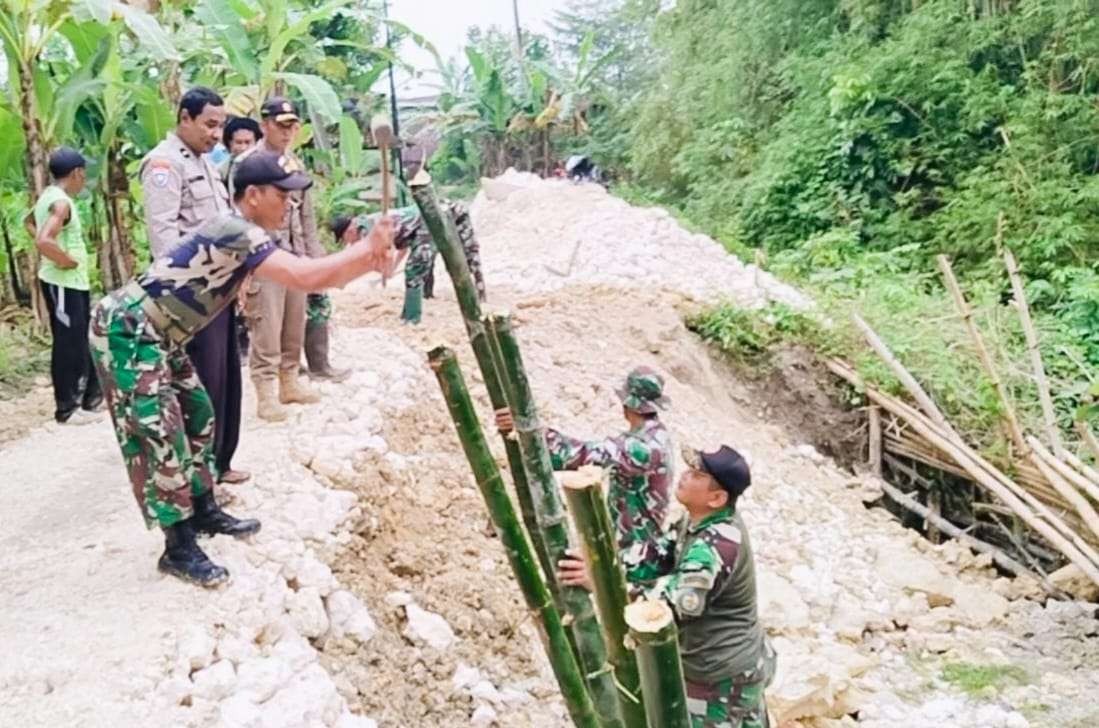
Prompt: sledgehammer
<box><xmin>371</xmin><ymin>113</ymin><xmax>396</xmax><ymax>216</ymax></box>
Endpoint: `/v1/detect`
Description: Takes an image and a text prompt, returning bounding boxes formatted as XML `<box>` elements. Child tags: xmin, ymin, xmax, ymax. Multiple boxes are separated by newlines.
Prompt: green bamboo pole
<box><xmin>486</xmin><ymin>312</ymin><xmax>624</xmax><ymax>728</ymax></box>
<box><xmin>625</xmin><ymin>601</ymin><xmax>690</xmax><ymax>728</ymax></box>
<box><xmin>411</xmin><ymin>181</ymin><xmax>557</xmax><ymax>592</ymax></box>
<box><xmin>561</xmin><ymin>468</ymin><xmax>648</xmax><ymax>728</ymax></box>
<box><xmin>429</xmin><ymin>346</ymin><xmax>600</xmax><ymax>728</ymax></box>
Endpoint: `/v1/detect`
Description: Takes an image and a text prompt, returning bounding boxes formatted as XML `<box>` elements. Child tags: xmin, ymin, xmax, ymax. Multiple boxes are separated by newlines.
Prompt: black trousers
<box><xmin>186</xmin><ymin>306</ymin><xmax>243</xmax><ymax>475</ymax></box>
<box><xmin>40</xmin><ymin>281</ymin><xmax>101</xmax><ymax>422</ymax></box>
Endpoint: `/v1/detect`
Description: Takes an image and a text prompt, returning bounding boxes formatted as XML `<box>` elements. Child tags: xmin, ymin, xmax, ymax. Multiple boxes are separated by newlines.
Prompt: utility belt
<box><xmin>122</xmin><ymin>281</ymin><xmax>192</xmax><ymax>347</ymax></box>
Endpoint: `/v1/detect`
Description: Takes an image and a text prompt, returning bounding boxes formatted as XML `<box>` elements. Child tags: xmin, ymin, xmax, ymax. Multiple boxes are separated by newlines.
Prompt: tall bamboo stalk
<box><xmin>484</xmin><ymin>320</ymin><xmax>557</xmax><ymax>582</ymax></box>
<box><xmin>410</xmin><ymin>181</ymin><xmax>556</xmax><ymax>593</ymax></box>
<box><xmin>561</xmin><ymin>467</ymin><xmax>648</xmax><ymax>728</ymax></box>
<box><xmin>937</xmin><ymin>255</ymin><xmax>1028</xmax><ymax>454</ymax></box>
<box><xmin>1003</xmin><ymin>247</ymin><xmax>1065</xmax><ymax>458</ymax></box>
<box><xmin>624</xmin><ymin>600</ymin><xmax>691</xmax><ymax>728</ymax></box>
<box><xmin>428</xmin><ymin>346</ymin><xmax>600</xmax><ymax>728</ymax></box>
<box><xmin>486</xmin><ymin>312</ymin><xmax>623</xmax><ymax>728</ymax></box>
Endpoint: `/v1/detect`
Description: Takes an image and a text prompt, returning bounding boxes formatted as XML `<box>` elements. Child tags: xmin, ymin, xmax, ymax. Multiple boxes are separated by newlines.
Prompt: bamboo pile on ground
<box><xmin>837</xmin><ymin>246</ymin><xmax>1099</xmax><ymax>589</ymax></box>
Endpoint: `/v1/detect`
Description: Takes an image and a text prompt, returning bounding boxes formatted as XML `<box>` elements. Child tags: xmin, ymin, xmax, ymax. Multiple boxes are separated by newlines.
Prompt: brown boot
<box><xmin>255</xmin><ymin>379</ymin><xmax>288</xmax><ymax>422</ymax></box>
<box><xmin>305</xmin><ymin>323</ymin><xmax>350</xmax><ymax>383</ymax></box>
<box><xmin>279</xmin><ymin>371</ymin><xmax>321</xmax><ymax>404</ymax></box>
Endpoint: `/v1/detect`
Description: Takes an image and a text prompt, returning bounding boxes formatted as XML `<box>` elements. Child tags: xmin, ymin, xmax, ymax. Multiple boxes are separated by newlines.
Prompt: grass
<box><xmin>0</xmin><ymin>317</ymin><xmax>50</xmax><ymax>398</ymax></box>
<box><xmin>939</xmin><ymin>662</ymin><xmax>1031</xmax><ymax>697</ymax></box>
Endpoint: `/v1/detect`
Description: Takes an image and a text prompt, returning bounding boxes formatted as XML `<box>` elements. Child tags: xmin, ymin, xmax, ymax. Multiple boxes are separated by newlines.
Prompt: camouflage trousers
<box><xmin>686</xmin><ymin>678</ymin><xmax>769</xmax><ymax>728</ymax></box>
<box><xmin>89</xmin><ymin>290</ymin><xmax>217</xmax><ymax>529</ymax></box>
<box><xmin>403</xmin><ymin>232</ymin><xmax>437</xmax><ymax>293</ymax></box>
<box><xmin>450</xmin><ymin>202</ymin><xmax>486</xmax><ymax>302</ymax></box>
<box><xmin>686</xmin><ymin>640</ymin><xmax>775</xmax><ymax>728</ymax></box>
<box><xmin>306</xmin><ymin>293</ymin><xmax>332</xmax><ymax>327</ymax></box>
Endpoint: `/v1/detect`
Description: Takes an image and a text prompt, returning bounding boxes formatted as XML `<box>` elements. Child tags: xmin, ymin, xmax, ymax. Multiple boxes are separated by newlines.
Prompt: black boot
<box><xmin>159</xmin><ymin>520</ymin><xmax>230</xmax><ymax>587</ymax></box>
<box><xmin>192</xmin><ymin>489</ymin><xmax>261</xmax><ymax>538</ymax></box>
<box><xmin>423</xmin><ymin>267</ymin><xmax>435</xmax><ymax>299</ymax></box>
<box><xmin>305</xmin><ymin>323</ymin><xmax>350</xmax><ymax>382</ymax></box>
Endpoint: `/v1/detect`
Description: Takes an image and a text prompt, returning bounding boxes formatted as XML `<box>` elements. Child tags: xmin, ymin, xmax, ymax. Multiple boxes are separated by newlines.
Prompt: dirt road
<box><xmin>1</xmin><ymin>173</ymin><xmax>1096</xmax><ymax>728</ymax></box>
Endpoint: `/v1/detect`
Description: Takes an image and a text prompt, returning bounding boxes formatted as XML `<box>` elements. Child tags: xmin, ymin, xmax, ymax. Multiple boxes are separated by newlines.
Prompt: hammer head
<box><xmin>370</xmin><ymin>114</ymin><xmax>395</xmax><ymax>147</ymax></box>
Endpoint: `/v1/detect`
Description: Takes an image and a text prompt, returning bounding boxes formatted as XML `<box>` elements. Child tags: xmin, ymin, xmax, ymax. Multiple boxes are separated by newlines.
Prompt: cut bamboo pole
<box><xmin>936</xmin><ymin>254</ymin><xmax>1028</xmax><ymax>454</ymax></box>
<box><xmin>428</xmin><ymin>347</ymin><xmax>601</xmax><ymax>728</ymax></box>
<box><xmin>1063</xmin><ymin>446</ymin><xmax>1099</xmax><ymax>493</ymax></box>
<box><xmin>1029</xmin><ymin>436</ymin><xmax>1099</xmax><ymax>512</ymax></box>
<box><xmin>1077</xmin><ymin>421</ymin><xmax>1099</xmax><ymax>464</ymax></box>
<box><xmin>625</xmin><ymin>600</ymin><xmax>691</xmax><ymax>728</ymax></box>
<box><xmin>484</xmin><ymin>322</ymin><xmax>557</xmax><ymax>584</ymax></box>
<box><xmin>828</xmin><ymin>359</ymin><xmax>1099</xmax><ymax>585</ymax></box>
<box><xmin>877</xmin><ymin>471</ymin><xmax>1063</xmax><ymax>595</ymax></box>
<box><xmin>868</xmin><ymin>405</ymin><xmax>883</xmax><ymax>476</ymax></box>
<box><xmin>411</xmin><ymin>182</ymin><xmax>557</xmax><ymax>595</ymax></box>
<box><xmin>562</xmin><ymin>467</ymin><xmax>648</xmax><ymax>728</ymax></box>
<box><xmin>1003</xmin><ymin>246</ymin><xmax>1065</xmax><ymax>458</ymax></box>
<box><xmin>486</xmin><ymin>312</ymin><xmax>623</xmax><ymax>728</ymax></box>
<box><xmin>851</xmin><ymin>314</ymin><xmax>961</xmax><ymax>441</ymax></box>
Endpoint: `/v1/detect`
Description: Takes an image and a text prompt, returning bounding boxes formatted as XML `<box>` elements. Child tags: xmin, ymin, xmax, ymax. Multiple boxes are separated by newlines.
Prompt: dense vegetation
<box><xmin>616</xmin><ymin>0</ymin><xmax>1099</xmax><ymax>450</ymax></box>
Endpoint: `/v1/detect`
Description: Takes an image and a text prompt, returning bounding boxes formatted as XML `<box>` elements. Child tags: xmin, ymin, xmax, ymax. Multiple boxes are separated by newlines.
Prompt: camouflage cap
<box><xmin>615</xmin><ymin>366</ymin><xmax>670</xmax><ymax>415</ymax></box>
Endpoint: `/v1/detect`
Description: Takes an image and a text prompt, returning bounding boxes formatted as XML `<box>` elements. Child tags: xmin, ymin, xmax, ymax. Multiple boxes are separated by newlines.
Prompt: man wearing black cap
<box><xmin>89</xmin><ymin>152</ymin><xmax>395</xmax><ymax>587</ymax></box>
<box><xmin>234</xmin><ymin>97</ymin><xmax>327</xmax><ymax>421</ymax></box>
<box><xmin>563</xmin><ymin>444</ymin><xmax>773</xmax><ymax>727</ymax></box>
<box><xmin>27</xmin><ymin>147</ymin><xmax>103</xmax><ymax>424</ymax></box>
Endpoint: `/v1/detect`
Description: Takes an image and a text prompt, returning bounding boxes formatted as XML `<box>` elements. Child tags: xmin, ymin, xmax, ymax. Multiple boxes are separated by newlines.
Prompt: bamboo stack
<box><xmin>428</xmin><ymin>347</ymin><xmax>601</xmax><ymax>728</ymax></box>
<box><xmin>839</xmin><ymin>247</ymin><xmax>1099</xmax><ymax>589</ymax></box>
<box><xmin>417</xmin><ymin>177</ymin><xmax>684</xmax><ymax>727</ymax></box>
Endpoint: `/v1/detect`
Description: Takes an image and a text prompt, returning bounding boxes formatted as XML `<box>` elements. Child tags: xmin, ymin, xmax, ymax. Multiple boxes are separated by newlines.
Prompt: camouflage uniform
<box><xmin>646</xmin><ymin>448</ymin><xmax>772</xmax><ymax>728</ymax></box>
<box><xmin>90</xmin><ymin>213</ymin><xmax>277</xmax><ymax>528</ymax></box>
<box><xmin>545</xmin><ymin>367</ymin><xmax>674</xmax><ymax>583</ymax></box>
<box><xmin>354</xmin><ymin>201</ymin><xmax>484</xmax><ymax>323</ymax></box>
<box><xmin>306</xmin><ymin>293</ymin><xmax>333</xmax><ymax>327</ymax></box>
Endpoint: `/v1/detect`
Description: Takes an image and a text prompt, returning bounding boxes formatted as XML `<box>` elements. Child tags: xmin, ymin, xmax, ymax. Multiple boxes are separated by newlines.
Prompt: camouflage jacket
<box><xmin>545</xmin><ymin>417</ymin><xmax>674</xmax><ymax>584</ymax></box>
<box><xmin>137</xmin><ymin>212</ymin><xmax>277</xmax><ymax>343</ymax></box>
<box><xmin>646</xmin><ymin>506</ymin><xmax>765</xmax><ymax>683</ymax></box>
<box><xmin>355</xmin><ymin>206</ymin><xmax>427</xmax><ymax>251</ymax></box>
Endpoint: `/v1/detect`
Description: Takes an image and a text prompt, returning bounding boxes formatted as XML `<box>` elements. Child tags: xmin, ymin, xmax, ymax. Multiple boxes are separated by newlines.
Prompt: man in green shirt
<box><xmin>27</xmin><ymin>147</ymin><xmax>102</xmax><ymax>424</ymax></box>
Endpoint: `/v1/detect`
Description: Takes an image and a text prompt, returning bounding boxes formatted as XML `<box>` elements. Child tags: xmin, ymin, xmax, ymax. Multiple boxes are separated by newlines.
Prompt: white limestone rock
<box><xmin>404</xmin><ymin>603</ymin><xmax>456</xmax><ymax>650</ymax></box>
<box><xmin>286</xmin><ymin>587</ymin><xmax>330</xmax><ymax>639</ymax></box>
<box><xmin>326</xmin><ymin>590</ymin><xmax>377</xmax><ymax>644</ymax></box>
<box><xmin>178</xmin><ymin>625</ymin><xmax>218</xmax><ymax>671</ymax></box>
<box><xmin>191</xmin><ymin>660</ymin><xmax>237</xmax><ymax>702</ymax></box>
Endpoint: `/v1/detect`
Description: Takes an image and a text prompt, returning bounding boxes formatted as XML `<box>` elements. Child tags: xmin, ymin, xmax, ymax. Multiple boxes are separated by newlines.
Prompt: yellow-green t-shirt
<box><xmin>35</xmin><ymin>185</ymin><xmax>90</xmax><ymax>291</ymax></box>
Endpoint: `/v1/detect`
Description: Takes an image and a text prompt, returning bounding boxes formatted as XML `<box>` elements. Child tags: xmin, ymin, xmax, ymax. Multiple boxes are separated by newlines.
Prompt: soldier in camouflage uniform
<box><xmin>651</xmin><ymin>445</ymin><xmax>773</xmax><ymax>728</ymax></box>
<box><xmin>331</xmin><ymin>200</ymin><xmax>484</xmax><ymax>324</ymax></box>
<box><xmin>497</xmin><ymin>366</ymin><xmax>675</xmax><ymax>584</ymax></box>
<box><xmin>91</xmin><ymin>153</ymin><xmax>394</xmax><ymax>587</ymax></box>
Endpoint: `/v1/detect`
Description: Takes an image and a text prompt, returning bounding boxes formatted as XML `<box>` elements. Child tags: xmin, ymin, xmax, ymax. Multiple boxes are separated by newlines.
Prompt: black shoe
<box><xmin>192</xmin><ymin>489</ymin><xmax>261</xmax><ymax>539</ymax></box>
<box><xmin>82</xmin><ymin>395</ymin><xmax>104</xmax><ymax>412</ymax></box>
<box><xmin>159</xmin><ymin>520</ymin><xmax>230</xmax><ymax>587</ymax></box>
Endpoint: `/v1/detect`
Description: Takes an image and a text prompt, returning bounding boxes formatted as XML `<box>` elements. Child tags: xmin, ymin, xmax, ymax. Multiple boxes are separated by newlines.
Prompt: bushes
<box><xmin>625</xmin><ymin>0</ymin><xmax>1099</xmax><ymax>442</ymax></box>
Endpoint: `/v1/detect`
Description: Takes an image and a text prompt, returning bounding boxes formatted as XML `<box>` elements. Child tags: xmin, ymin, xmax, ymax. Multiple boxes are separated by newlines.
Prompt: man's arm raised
<box><xmin>254</xmin><ymin>216</ymin><xmax>394</xmax><ymax>292</ymax></box>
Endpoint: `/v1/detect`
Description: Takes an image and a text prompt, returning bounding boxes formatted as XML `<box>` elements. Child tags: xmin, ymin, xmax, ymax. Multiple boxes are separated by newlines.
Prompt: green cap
<box><xmin>615</xmin><ymin>366</ymin><xmax>670</xmax><ymax>414</ymax></box>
